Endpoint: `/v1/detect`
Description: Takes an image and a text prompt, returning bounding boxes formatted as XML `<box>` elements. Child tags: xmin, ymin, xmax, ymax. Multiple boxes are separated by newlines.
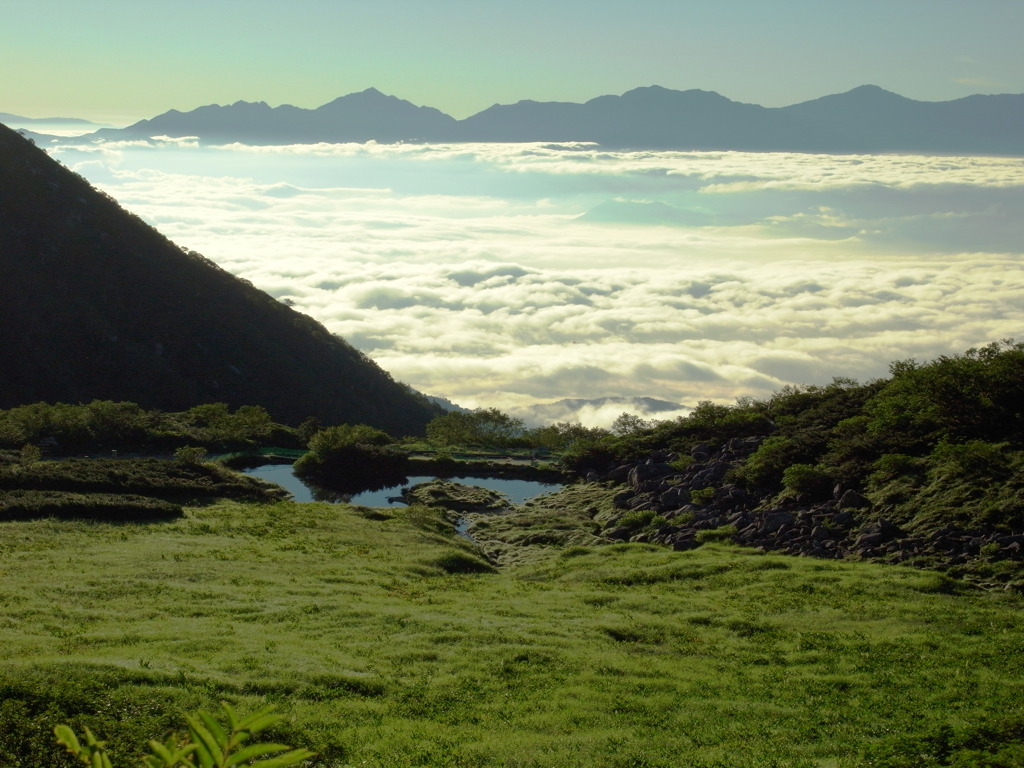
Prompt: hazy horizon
<box><xmin>4</xmin><ymin>1</ymin><xmax>1024</xmax><ymax>124</ymax></box>
<box><xmin>44</xmin><ymin>137</ymin><xmax>1024</xmax><ymax>426</ymax></box>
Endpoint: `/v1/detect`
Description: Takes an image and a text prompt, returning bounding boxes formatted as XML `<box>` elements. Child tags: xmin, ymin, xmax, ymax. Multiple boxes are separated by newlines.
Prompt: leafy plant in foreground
<box><xmin>53</xmin><ymin>703</ymin><xmax>313</xmax><ymax>768</ymax></box>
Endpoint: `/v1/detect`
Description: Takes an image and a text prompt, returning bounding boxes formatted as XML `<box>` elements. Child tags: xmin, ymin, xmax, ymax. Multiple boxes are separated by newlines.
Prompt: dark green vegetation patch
<box><xmin>0</xmin><ymin>490</ymin><xmax>181</xmax><ymax>522</ymax></box>
<box><xmin>0</xmin><ymin>456</ymin><xmax>285</xmax><ymax>502</ymax></box>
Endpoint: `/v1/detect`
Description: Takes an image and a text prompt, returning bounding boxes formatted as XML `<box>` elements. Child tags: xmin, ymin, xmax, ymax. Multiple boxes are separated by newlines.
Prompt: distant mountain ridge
<box><xmin>89</xmin><ymin>88</ymin><xmax>458</xmax><ymax>145</ymax></box>
<box><xmin>0</xmin><ymin>112</ymin><xmax>100</xmax><ymax>126</ymax></box>
<box><xmin>0</xmin><ymin>123</ymin><xmax>440</xmax><ymax>434</ymax></box>
<box><xmin>52</xmin><ymin>84</ymin><xmax>1024</xmax><ymax>155</ymax></box>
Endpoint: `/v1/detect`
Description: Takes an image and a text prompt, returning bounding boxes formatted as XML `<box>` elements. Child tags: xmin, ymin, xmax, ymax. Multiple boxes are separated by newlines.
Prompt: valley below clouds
<box><xmin>50</xmin><ymin>139</ymin><xmax>1024</xmax><ymax>425</ymax></box>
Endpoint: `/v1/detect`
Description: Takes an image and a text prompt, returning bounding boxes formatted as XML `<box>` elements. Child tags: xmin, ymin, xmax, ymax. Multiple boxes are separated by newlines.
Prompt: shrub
<box><xmin>173</xmin><ymin>446</ymin><xmax>208</xmax><ymax>465</ymax></box>
<box><xmin>307</xmin><ymin>424</ymin><xmax>391</xmax><ymax>452</ymax></box>
<box><xmin>19</xmin><ymin>444</ymin><xmax>42</xmax><ymax>466</ymax></box>
<box><xmin>733</xmin><ymin>436</ymin><xmax>802</xmax><ymax>491</ymax></box>
<box><xmin>615</xmin><ymin>509</ymin><xmax>664</xmax><ymax>536</ymax></box>
<box><xmin>869</xmin><ymin>453</ymin><xmax>924</xmax><ymax>484</ymax></box>
<box><xmin>690</xmin><ymin>487</ymin><xmax>715</xmax><ymax>505</ymax></box>
<box><xmin>557</xmin><ymin>437</ymin><xmax>617</xmax><ymax>476</ymax></box>
<box><xmin>427</xmin><ymin>551</ymin><xmax>497</xmax><ymax>575</ymax></box>
<box><xmin>426</xmin><ymin>408</ymin><xmax>526</xmax><ymax>449</ymax></box>
<box><xmin>669</xmin><ymin>454</ymin><xmax>693</xmax><ymax>472</ymax></box>
<box><xmin>695</xmin><ymin>524</ymin><xmax>737</xmax><ymax>544</ymax></box>
<box><xmin>781</xmin><ymin>463</ymin><xmax>833</xmax><ymax>501</ymax></box>
<box><xmin>294</xmin><ymin>424</ymin><xmax>407</xmax><ymax>493</ymax></box>
<box><xmin>928</xmin><ymin>440</ymin><xmax>1013</xmax><ymax>484</ymax></box>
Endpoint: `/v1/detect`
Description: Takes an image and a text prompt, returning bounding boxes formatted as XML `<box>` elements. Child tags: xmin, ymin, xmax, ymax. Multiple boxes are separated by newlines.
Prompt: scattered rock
<box><xmin>838</xmin><ymin>489</ymin><xmax>871</xmax><ymax>510</ymax></box>
<box><xmin>580</xmin><ymin>438</ymin><xmax>1016</xmax><ymax>582</ymax></box>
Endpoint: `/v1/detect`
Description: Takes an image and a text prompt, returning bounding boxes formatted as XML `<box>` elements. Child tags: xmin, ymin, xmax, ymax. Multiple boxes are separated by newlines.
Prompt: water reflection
<box><xmin>243</xmin><ymin>463</ymin><xmax>560</xmax><ymax>506</ymax></box>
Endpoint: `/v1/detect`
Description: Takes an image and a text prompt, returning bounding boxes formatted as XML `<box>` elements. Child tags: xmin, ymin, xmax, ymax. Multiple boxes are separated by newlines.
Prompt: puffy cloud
<box><xmin>45</xmin><ymin>140</ymin><xmax>1024</xmax><ymax>425</ymax></box>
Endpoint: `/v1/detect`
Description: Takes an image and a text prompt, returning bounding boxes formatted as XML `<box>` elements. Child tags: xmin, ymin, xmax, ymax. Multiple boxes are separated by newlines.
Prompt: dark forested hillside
<box><xmin>0</xmin><ymin>124</ymin><xmax>439</xmax><ymax>433</ymax></box>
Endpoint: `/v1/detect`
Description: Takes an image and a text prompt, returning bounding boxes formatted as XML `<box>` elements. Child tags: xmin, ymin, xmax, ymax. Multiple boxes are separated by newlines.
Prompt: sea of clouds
<box><xmin>47</xmin><ymin>139</ymin><xmax>1024</xmax><ymax>426</ymax></box>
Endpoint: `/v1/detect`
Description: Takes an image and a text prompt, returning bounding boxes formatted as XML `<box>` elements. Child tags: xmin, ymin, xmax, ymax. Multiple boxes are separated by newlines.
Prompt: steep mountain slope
<box><xmin>0</xmin><ymin>124</ymin><xmax>439</xmax><ymax>434</ymax></box>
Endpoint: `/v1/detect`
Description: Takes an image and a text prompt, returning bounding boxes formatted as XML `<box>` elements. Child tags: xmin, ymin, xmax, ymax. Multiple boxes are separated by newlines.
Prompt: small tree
<box><xmin>426</xmin><ymin>408</ymin><xmax>525</xmax><ymax>449</ymax></box>
<box><xmin>527</xmin><ymin>421</ymin><xmax>607</xmax><ymax>451</ymax></box>
<box><xmin>610</xmin><ymin>412</ymin><xmax>652</xmax><ymax>436</ymax></box>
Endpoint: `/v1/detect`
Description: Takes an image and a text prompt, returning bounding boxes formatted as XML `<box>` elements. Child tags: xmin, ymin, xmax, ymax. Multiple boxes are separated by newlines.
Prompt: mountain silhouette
<box><xmin>780</xmin><ymin>84</ymin><xmax>1024</xmax><ymax>154</ymax></box>
<box><xmin>62</xmin><ymin>85</ymin><xmax>1024</xmax><ymax>155</ymax></box>
<box><xmin>0</xmin><ymin>124</ymin><xmax>439</xmax><ymax>434</ymax></box>
<box><xmin>456</xmin><ymin>86</ymin><xmax>800</xmax><ymax>149</ymax></box>
<box><xmin>90</xmin><ymin>88</ymin><xmax>457</xmax><ymax>145</ymax></box>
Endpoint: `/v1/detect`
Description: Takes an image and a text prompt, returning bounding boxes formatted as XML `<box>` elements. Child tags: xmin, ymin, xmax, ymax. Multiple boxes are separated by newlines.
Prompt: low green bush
<box><xmin>781</xmin><ymin>463</ymin><xmax>834</xmax><ymax>501</ymax></box>
<box><xmin>426</xmin><ymin>551</ymin><xmax>497</xmax><ymax>575</ymax></box>
<box><xmin>689</xmin><ymin>487</ymin><xmax>716</xmax><ymax>505</ymax></box>
<box><xmin>0</xmin><ymin>490</ymin><xmax>181</xmax><ymax>522</ymax></box>
<box><xmin>172</xmin><ymin>446</ymin><xmax>208</xmax><ymax>466</ymax></box>
<box><xmin>616</xmin><ymin>509</ymin><xmax>665</xmax><ymax>536</ymax></box>
<box><xmin>695</xmin><ymin>524</ymin><xmax>737</xmax><ymax>544</ymax></box>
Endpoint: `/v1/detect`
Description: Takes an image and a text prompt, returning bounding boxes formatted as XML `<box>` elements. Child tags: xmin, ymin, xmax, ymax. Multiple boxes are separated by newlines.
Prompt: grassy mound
<box><xmin>0</xmin><ymin>457</ymin><xmax>285</xmax><ymax>502</ymax></box>
<box><xmin>0</xmin><ymin>490</ymin><xmax>181</xmax><ymax>522</ymax></box>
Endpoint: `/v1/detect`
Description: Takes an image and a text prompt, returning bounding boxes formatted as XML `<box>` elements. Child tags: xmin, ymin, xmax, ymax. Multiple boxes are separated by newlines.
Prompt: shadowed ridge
<box><xmin>0</xmin><ymin>123</ymin><xmax>440</xmax><ymax>434</ymax></box>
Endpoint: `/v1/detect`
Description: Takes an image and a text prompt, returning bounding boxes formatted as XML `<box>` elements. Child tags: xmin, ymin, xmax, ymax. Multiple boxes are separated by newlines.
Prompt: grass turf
<box><xmin>1</xmin><ymin>497</ymin><xmax>1023</xmax><ymax>767</ymax></box>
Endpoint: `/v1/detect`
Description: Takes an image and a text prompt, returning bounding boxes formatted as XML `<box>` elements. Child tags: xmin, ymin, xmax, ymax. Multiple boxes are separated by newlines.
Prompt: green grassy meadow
<box><xmin>2</xmin><ymin>493</ymin><xmax>1024</xmax><ymax>767</ymax></box>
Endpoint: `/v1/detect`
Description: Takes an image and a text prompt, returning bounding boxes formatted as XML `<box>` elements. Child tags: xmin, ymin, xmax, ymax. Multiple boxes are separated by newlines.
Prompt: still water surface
<box><xmin>244</xmin><ymin>463</ymin><xmax>560</xmax><ymax>506</ymax></box>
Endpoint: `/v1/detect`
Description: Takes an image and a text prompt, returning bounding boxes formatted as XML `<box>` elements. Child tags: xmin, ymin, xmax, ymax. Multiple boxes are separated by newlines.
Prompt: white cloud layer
<box><xmin>48</xmin><ymin>141</ymin><xmax>1024</xmax><ymax>425</ymax></box>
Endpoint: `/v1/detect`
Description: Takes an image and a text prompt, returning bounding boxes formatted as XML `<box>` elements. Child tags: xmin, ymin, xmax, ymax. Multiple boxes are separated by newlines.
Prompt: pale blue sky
<box><xmin>3</xmin><ymin>0</ymin><xmax>1023</xmax><ymax>124</ymax></box>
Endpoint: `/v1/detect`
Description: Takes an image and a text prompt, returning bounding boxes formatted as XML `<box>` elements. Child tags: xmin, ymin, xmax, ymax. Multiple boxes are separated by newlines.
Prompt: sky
<box><xmin>3</xmin><ymin>0</ymin><xmax>1024</xmax><ymax>125</ymax></box>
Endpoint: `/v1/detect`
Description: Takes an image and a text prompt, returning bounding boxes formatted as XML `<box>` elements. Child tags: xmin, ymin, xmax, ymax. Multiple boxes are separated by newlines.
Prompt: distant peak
<box><xmin>840</xmin><ymin>84</ymin><xmax>906</xmax><ymax>99</ymax></box>
<box><xmin>618</xmin><ymin>85</ymin><xmax>728</xmax><ymax>101</ymax></box>
<box><xmin>317</xmin><ymin>88</ymin><xmax>402</xmax><ymax>109</ymax></box>
<box><xmin>627</xmin><ymin>85</ymin><xmax>672</xmax><ymax>94</ymax></box>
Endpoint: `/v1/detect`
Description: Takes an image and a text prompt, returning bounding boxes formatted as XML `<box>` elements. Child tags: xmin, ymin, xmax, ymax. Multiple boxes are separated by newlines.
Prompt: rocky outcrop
<box><xmin>401</xmin><ymin>480</ymin><xmax>510</xmax><ymax>513</ymax></box>
<box><xmin>585</xmin><ymin>437</ymin><xmax>1024</xmax><ymax>580</ymax></box>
